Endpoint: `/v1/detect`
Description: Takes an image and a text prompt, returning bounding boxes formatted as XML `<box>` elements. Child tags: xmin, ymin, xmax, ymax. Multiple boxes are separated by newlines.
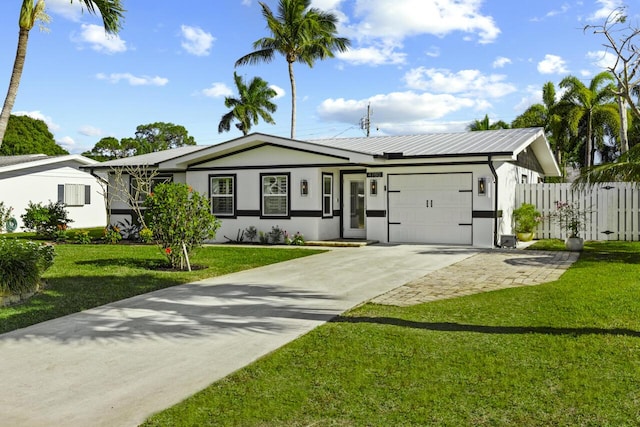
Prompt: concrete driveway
<box><xmin>0</xmin><ymin>244</ymin><xmax>478</xmax><ymax>427</ymax></box>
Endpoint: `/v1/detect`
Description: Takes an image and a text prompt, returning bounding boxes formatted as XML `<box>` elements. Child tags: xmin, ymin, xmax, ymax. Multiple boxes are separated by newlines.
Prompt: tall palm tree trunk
<box><xmin>288</xmin><ymin>61</ymin><xmax>296</xmax><ymax>140</ymax></box>
<box><xmin>586</xmin><ymin>113</ymin><xmax>593</xmax><ymax>168</ymax></box>
<box><xmin>0</xmin><ymin>28</ymin><xmax>30</xmax><ymax>147</ymax></box>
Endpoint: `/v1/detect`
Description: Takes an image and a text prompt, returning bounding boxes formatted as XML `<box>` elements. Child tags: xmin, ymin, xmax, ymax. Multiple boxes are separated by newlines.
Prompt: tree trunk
<box><xmin>586</xmin><ymin>112</ymin><xmax>593</xmax><ymax>168</ymax></box>
<box><xmin>617</xmin><ymin>93</ymin><xmax>629</xmax><ymax>154</ymax></box>
<box><xmin>0</xmin><ymin>28</ymin><xmax>30</xmax><ymax>148</ymax></box>
<box><xmin>288</xmin><ymin>61</ymin><xmax>296</xmax><ymax>140</ymax></box>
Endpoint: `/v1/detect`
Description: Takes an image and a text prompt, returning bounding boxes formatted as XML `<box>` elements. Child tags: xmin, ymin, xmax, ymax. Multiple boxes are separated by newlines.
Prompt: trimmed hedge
<box><xmin>0</xmin><ymin>239</ymin><xmax>55</xmax><ymax>295</ymax></box>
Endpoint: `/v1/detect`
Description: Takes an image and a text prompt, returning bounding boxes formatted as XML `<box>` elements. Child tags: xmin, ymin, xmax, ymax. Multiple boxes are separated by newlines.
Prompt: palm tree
<box><xmin>0</xmin><ymin>0</ymin><xmax>125</xmax><ymax>147</ymax></box>
<box><xmin>218</xmin><ymin>72</ymin><xmax>278</xmax><ymax>136</ymax></box>
<box><xmin>559</xmin><ymin>72</ymin><xmax>619</xmax><ymax>168</ymax></box>
<box><xmin>574</xmin><ymin>143</ymin><xmax>640</xmax><ymax>187</ymax></box>
<box><xmin>235</xmin><ymin>0</ymin><xmax>350</xmax><ymax>139</ymax></box>
<box><xmin>467</xmin><ymin>114</ymin><xmax>510</xmax><ymax>131</ymax></box>
<box><xmin>512</xmin><ymin>82</ymin><xmax>571</xmax><ymax>173</ymax></box>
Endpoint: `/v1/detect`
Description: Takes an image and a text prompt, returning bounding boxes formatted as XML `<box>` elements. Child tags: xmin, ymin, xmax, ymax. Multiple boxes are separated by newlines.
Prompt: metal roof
<box><xmin>0</xmin><ymin>154</ymin><xmax>50</xmax><ymax>167</ymax></box>
<box><xmin>94</xmin><ymin>145</ymin><xmax>208</xmax><ymax>168</ymax></box>
<box><xmin>307</xmin><ymin>128</ymin><xmax>544</xmax><ymax>157</ymax></box>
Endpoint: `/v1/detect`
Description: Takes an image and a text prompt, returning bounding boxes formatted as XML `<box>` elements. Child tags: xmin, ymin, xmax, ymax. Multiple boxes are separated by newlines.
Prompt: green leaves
<box><xmin>144</xmin><ymin>183</ymin><xmax>221</xmax><ymax>270</ymax></box>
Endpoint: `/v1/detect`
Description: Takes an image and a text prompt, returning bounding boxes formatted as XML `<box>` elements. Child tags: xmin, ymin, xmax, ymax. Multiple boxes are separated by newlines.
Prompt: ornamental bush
<box><xmin>0</xmin><ymin>202</ymin><xmax>14</xmax><ymax>232</ymax></box>
<box><xmin>0</xmin><ymin>238</ymin><xmax>55</xmax><ymax>295</ymax></box>
<box><xmin>21</xmin><ymin>201</ymin><xmax>73</xmax><ymax>238</ymax></box>
<box><xmin>144</xmin><ymin>183</ymin><xmax>220</xmax><ymax>270</ymax></box>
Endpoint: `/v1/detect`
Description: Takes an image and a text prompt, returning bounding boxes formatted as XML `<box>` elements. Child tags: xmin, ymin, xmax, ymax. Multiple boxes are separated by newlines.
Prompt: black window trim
<box><xmin>209</xmin><ymin>173</ymin><xmax>237</xmax><ymax>218</ymax></box>
<box><xmin>260</xmin><ymin>172</ymin><xmax>291</xmax><ymax>219</ymax></box>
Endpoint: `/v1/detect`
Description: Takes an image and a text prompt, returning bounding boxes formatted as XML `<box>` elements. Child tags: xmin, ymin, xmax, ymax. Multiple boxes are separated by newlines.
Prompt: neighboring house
<box><xmin>0</xmin><ymin>154</ymin><xmax>107</xmax><ymax>231</ymax></box>
<box><xmin>89</xmin><ymin>128</ymin><xmax>560</xmax><ymax>248</ymax></box>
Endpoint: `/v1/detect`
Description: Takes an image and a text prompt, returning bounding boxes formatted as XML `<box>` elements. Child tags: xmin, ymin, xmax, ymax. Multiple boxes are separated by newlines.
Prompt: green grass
<box><xmin>0</xmin><ymin>244</ymin><xmax>323</xmax><ymax>334</ymax></box>
<box><xmin>143</xmin><ymin>241</ymin><xmax>640</xmax><ymax>426</ymax></box>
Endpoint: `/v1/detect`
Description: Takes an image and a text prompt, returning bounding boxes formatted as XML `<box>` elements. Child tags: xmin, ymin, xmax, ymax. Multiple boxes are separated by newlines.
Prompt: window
<box><xmin>131</xmin><ymin>175</ymin><xmax>173</xmax><ymax>203</ymax></box>
<box><xmin>58</xmin><ymin>184</ymin><xmax>91</xmax><ymax>206</ymax></box>
<box><xmin>210</xmin><ymin>175</ymin><xmax>235</xmax><ymax>216</ymax></box>
<box><xmin>322</xmin><ymin>173</ymin><xmax>333</xmax><ymax>217</ymax></box>
<box><xmin>262</xmin><ymin>173</ymin><xmax>289</xmax><ymax>217</ymax></box>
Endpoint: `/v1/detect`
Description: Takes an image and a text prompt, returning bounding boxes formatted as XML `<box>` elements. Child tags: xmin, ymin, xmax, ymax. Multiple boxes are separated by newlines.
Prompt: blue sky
<box><xmin>0</xmin><ymin>0</ymin><xmax>636</xmax><ymax>154</ymax></box>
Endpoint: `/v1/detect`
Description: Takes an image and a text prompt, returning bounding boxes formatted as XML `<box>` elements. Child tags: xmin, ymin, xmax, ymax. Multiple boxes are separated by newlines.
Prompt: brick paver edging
<box><xmin>372</xmin><ymin>250</ymin><xmax>580</xmax><ymax>307</ymax></box>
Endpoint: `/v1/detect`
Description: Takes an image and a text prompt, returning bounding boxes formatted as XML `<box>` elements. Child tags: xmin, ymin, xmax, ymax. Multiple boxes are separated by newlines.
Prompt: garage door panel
<box><xmin>388</xmin><ymin>173</ymin><xmax>472</xmax><ymax>245</ymax></box>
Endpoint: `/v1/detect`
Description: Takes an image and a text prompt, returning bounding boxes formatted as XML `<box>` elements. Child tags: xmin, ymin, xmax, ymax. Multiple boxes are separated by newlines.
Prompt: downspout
<box><xmin>488</xmin><ymin>156</ymin><xmax>499</xmax><ymax>247</ymax></box>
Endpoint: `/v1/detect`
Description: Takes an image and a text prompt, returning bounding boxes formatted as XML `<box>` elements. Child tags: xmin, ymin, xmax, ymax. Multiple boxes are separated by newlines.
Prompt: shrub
<box><xmin>285</xmin><ymin>231</ymin><xmax>305</xmax><ymax>246</ymax></box>
<box><xmin>0</xmin><ymin>202</ymin><xmax>14</xmax><ymax>232</ymax></box>
<box><xmin>139</xmin><ymin>227</ymin><xmax>154</xmax><ymax>244</ymax></box>
<box><xmin>0</xmin><ymin>238</ymin><xmax>55</xmax><ymax>295</ymax></box>
<box><xmin>21</xmin><ymin>201</ymin><xmax>73</xmax><ymax>238</ymax></box>
<box><xmin>513</xmin><ymin>203</ymin><xmax>542</xmax><ymax>233</ymax></box>
<box><xmin>103</xmin><ymin>225</ymin><xmax>123</xmax><ymax>244</ymax></box>
<box><xmin>144</xmin><ymin>183</ymin><xmax>221</xmax><ymax>270</ymax></box>
<box><xmin>244</xmin><ymin>226</ymin><xmax>257</xmax><ymax>242</ymax></box>
<box><xmin>269</xmin><ymin>226</ymin><xmax>284</xmax><ymax>244</ymax></box>
<box><xmin>73</xmin><ymin>230</ymin><xmax>92</xmax><ymax>244</ymax></box>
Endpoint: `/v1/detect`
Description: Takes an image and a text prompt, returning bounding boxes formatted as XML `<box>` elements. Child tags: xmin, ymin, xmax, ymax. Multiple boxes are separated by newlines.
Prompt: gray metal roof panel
<box><xmin>0</xmin><ymin>154</ymin><xmax>50</xmax><ymax>167</ymax></box>
<box><xmin>307</xmin><ymin>128</ymin><xmax>543</xmax><ymax>157</ymax></box>
<box><xmin>94</xmin><ymin>145</ymin><xmax>209</xmax><ymax>168</ymax></box>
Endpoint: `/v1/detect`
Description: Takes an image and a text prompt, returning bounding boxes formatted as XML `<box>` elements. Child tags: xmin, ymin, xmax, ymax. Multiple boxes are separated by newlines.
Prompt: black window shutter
<box><xmin>58</xmin><ymin>185</ymin><xmax>64</xmax><ymax>203</ymax></box>
<box><xmin>85</xmin><ymin>185</ymin><xmax>91</xmax><ymax>205</ymax></box>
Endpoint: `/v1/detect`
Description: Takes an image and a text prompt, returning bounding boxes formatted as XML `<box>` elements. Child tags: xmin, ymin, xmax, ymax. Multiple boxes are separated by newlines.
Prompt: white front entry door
<box><xmin>388</xmin><ymin>173</ymin><xmax>472</xmax><ymax>244</ymax></box>
<box><xmin>343</xmin><ymin>175</ymin><xmax>366</xmax><ymax>239</ymax></box>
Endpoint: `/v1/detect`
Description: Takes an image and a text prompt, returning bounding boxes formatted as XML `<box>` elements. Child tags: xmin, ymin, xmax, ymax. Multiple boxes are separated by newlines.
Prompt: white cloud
<box><xmin>492</xmin><ymin>56</ymin><xmax>512</xmax><ymax>68</ymax></box>
<box><xmin>56</xmin><ymin>136</ymin><xmax>76</xmax><ymax>152</ymax></box>
<box><xmin>425</xmin><ymin>46</ymin><xmax>440</xmax><ymax>58</ymax></box>
<box><xmin>13</xmin><ymin>110</ymin><xmax>60</xmax><ymax>132</ymax></box>
<box><xmin>403</xmin><ymin>67</ymin><xmax>517</xmax><ymax>98</ymax></box>
<box><xmin>337</xmin><ymin>42</ymin><xmax>407</xmax><ymax>66</ymax></box>
<box><xmin>588</xmin><ymin>0</ymin><xmax>624</xmax><ymax>21</ymax></box>
<box><xmin>347</xmin><ymin>0</ymin><xmax>500</xmax><ymax>44</ymax></box>
<box><xmin>96</xmin><ymin>73</ymin><xmax>169</xmax><ymax>86</ymax></box>
<box><xmin>180</xmin><ymin>25</ymin><xmax>215</xmax><ymax>56</ymax></box>
<box><xmin>537</xmin><ymin>54</ymin><xmax>568</xmax><ymax>74</ymax></box>
<box><xmin>73</xmin><ymin>24</ymin><xmax>127</xmax><ymax>54</ymax></box>
<box><xmin>270</xmin><ymin>85</ymin><xmax>286</xmax><ymax>99</ymax></box>
<box><xmin>202</xmin><ymin>82</ymin><xmax>233</xmax><ymax>98</ymax></box>
<box><xmin>46</xmin><ymin>0</ymin><xmax>84</xmax><ymax>22</ymax></box>
<box><xmin>587</xmin><ymin>50</ymin><xmax>618</xmax><ymax>71</ymax></box>
<box><xmin>79</xmin><ymin>125</ymin><xmax>103</xmax><ymax>137</ymax></box>
<box><xmin>318</xmin><ymin>91</ymin><xmax>479</xmax><ymax>125</ymax></box>
<box><xmin>546</xmin><ymin>3</ymin><xmax>570</xmax><ymax>18</ymax></box>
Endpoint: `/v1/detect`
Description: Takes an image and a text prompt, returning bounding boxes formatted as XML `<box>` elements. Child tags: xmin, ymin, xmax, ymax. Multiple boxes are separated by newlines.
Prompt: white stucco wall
<box><xmin>495</xmin><ymin>161</ymin><xmax>543</xmax><ymax>239</ymax></box>
<box><xmin>0</xmin><ymin>163</ymin><xmax>106</xmax><ymax>231</ymax></box>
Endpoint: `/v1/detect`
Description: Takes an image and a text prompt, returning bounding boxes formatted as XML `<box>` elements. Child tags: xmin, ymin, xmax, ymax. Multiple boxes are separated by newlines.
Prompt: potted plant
<box><xmin>548</xmin><ymin>201</ymin><xmax>589</xmax><ymax>251</ymax></box>
<box><xmin>512</xmin><ymin>203</ymin><xmax>542</xmax><ymax>242</ymax></box>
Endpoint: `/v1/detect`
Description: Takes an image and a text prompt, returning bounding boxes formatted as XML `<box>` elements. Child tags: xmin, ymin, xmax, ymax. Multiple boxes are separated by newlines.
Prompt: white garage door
<box><xmin>388</xmin><ymin>173</ymin><xmax>472</xmax><ymax>244</ymax></box>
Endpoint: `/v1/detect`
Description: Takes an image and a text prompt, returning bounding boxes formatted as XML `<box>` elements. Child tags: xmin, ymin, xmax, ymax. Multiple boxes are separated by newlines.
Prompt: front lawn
<box><xmin>0</xmin><ymin>244</ymin><xmax>323</xmax><ymax>334</ymax></box>
<box><xmin>143</xmin><ymin>241</ymin><xmax>640</xmax><ymax>426</ymax></box>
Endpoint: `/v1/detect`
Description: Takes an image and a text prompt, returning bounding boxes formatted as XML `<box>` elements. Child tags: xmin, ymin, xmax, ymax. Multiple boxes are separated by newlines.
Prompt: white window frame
<box><xmin>210</xmin><ymin>175</ymin><xmax>235</xmax><ymax>217</ymax></box>
<box><xmin>261</xmin><ymin>173</ymin><xmax>289</xmax><ymax>218</ymax></box>
<box><xmin>322</xmin><ymin>173</ymin><xmax>333</xmax><ymax>218</ymax></box>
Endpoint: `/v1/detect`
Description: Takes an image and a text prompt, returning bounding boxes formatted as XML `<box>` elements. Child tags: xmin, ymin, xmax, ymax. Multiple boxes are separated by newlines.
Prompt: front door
<box><xmin>343</xmin><ymin>175</ymin><xmax>366</xmax><ymax>239</ymax></box>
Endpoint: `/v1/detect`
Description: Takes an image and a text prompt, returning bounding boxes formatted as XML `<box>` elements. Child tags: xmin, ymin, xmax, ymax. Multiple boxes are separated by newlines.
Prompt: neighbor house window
<box><xmin>261</xmin><ymin>173</ymin><xmax>289</xmax><ymax>217</ymax></box>
<box><xmin>132</xmin><ymin>175</ymin><xmax>173</xmax><ymax>203</ymax></box>
<box><xmin>210</xmin><ymin>175</ymin><xmax>235</xmax><ymax>216</ymax></box>
<box><xmin>322</xmin><ymin>173</ymin><xmax>333</xmax><ymax>217</ymax></box>
<box><xmin>58</xmin><ymin>184</ymin><xmax>91</xmax><ymax>206</ymax></box>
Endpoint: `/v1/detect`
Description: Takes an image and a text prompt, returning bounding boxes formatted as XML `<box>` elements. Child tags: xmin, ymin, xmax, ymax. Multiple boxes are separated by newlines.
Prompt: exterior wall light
<box><xmin>370</xmin><ymin>179</ymin><xmax>378</xmax><ymax>196</ymax></box>
<box><xmin>300</xmin><ymin>179</ymin><xmax>308</xmax><ymax>196</ymax></box>
<box><xmin>478</xmin><ymin>177</ymin><xmax>487</xmax><ymax>196</ymax></box>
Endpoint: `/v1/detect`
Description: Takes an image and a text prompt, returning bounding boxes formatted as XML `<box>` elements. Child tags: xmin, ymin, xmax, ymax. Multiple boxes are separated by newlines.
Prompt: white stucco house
<box><xmin>0</xmin><ymin>154</ymin><xmax>107</xmax><ymax>232</ymax></box>
<box><xmin>89</xmin><ymin>128</ymin><xmax>560</xmax><ymax>248</ymax></box>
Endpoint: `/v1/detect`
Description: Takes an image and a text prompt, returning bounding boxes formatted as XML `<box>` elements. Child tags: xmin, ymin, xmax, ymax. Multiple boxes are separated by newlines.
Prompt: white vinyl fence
<box><xmin>516</xmin><ymin>183</ymin><xmax>640</xmax><ymax>241</ymax></box>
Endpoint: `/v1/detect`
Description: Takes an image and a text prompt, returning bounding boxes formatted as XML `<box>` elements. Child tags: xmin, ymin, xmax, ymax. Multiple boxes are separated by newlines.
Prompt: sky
<box><xmin>0</xmin><ymin>0</ymin><xmax>637</xmax><ymax>154</ymax></box>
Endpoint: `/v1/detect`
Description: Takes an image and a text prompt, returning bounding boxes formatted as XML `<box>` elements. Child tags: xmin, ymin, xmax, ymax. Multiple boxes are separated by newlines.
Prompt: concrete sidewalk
<box><xmin>0</xmin><ymin>244</ymin><xmax>479</xmax><ymax>427</ymax></box>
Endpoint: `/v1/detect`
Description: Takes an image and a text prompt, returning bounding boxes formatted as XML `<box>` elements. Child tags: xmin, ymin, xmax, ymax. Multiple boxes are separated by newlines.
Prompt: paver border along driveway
<box><xmin>0</xmin><ymin>244</ymin><xmax>479</xmax><ymax>427</ymax></box>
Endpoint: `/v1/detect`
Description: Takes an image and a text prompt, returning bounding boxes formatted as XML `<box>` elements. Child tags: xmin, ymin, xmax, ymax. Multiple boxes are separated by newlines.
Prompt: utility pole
<box><xmin>360</xmin><ymin>103</ymin><xmax>372</xmax><ymax>137</ymax></box>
